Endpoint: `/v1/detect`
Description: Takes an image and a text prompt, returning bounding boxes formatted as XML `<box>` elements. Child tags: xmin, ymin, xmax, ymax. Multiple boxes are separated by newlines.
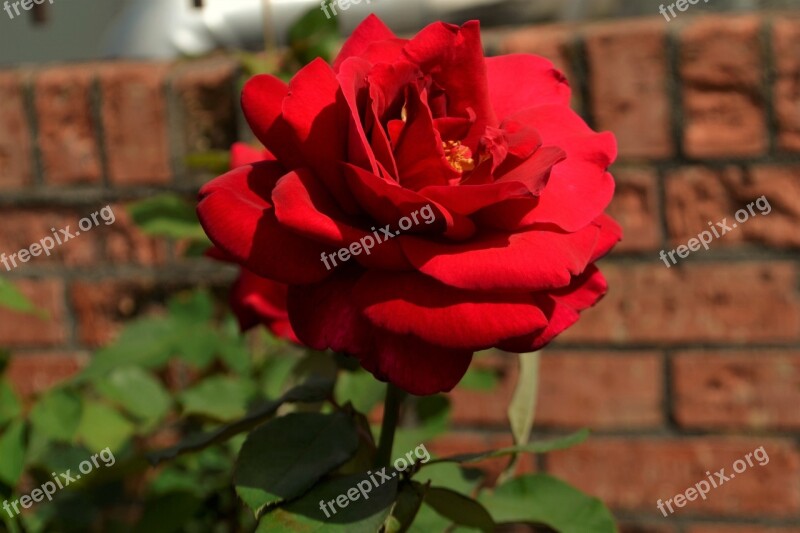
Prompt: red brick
<box><xmin>99</xmin><ymin>63</ymin><xmax>172</xmax><ymax>185</ymax></box>
<box><xmin>104</xmin><ymin>203</ymin><xmax>168</xmax><ymax>266</ymax></box>
<box><xmin>34</xmin><ymin>65</ymin><xmax>102</xmax><ymax>185</ymax></box>
<box><xmin>673</xmin><ymin>351</ymin><xmax>800</xmax><ymax>430</ymax></box>
<box><xmin>70</xmin><ymin>279</ymin><xmax>157</xmax><ymax>347</ymax></box>
<box><xmin>0</xmin><ymin>279</ymin><xmax>66</xmax><ymax>348</ymax></box>
<box><xmin>681</xmin><ymin>16</ymin><xmax>763</xmax><ymax>91</ymax></box>
<box><xmin>498</xmin><ymin>24</ymin><xmax>581</xmax><ymax>111</ymax></box>
<box><xmin>682</xmin><ymin>89</ymin><xmax>767</xmax><ymax>158</ymax></box>
<box><xmin>449</xmin><ymin>351</ymin><xmax>662</xmax><ymax>430</ymax></box>
<box><xmin>171</xmin><ymin>58</ymin><xmax>239</xmax><ymax>155</ymax></box>
<box><xmin>586</xmin><ymin>20</ymin><xmax>673</xmax><ymax>159</ymax></box>
<box><xmin>537</xmin><ymin>352</ymin><xmax>663</xmax><ymax>429</ymax></box>
<box><xmin>608</xmin><ymin>167</ymin><xmax>662</xmax><ymax>252</ymax></box>
<box><xmin>665</xmin><ymin>165</ymin><xmax>800</xmax><ymax>248</ymax></box>
<box><xmin>560</xmin><ymin>263</ymin><xmax>800</xmax><ymax>344</ymax></box>
<box><xmin>619</xmin><ymin>524</ymin><xmax>677</xmax><ymax>533</ymax></box>
<box><xmin>687</xmin><ymin>526</ymin><xmax>800</xmax><ymax>533</ymax></box>
<box><xmin>6</xmin><ymin>352</ymin><xmax>88</xmax><ymax>400</ymax></box>
<box><xmin>680</xmin><ymin>16</ymin><xmax>767</xmax><ymax>158</ymax></box>
<box><xmin>0</xmin><ymin>209</ymin><xmax>101</xmax><ymax>268</ymax></box>
<box><xmin>747</xmin><ymin>165</ymin><xmax>800</xmax><ymax>247</ymax></box>
<box><xmin>0</xmin><ymin>71</ymin><xmax>33</xmax><ymax>190</ymax></box>
<box><xmin>449</xmin><ymin>353</ymin><xmax>515</xmax><ymax>427</ymax></box>
<box><xmin>772</xmin><ymin>16</ymin><xmax>800</xmax><ymax>152</ymax></box>
<box><xmin>547</xmin><ymin>438</ymin><xmax>800</xmax><ymax>517</ymax></box>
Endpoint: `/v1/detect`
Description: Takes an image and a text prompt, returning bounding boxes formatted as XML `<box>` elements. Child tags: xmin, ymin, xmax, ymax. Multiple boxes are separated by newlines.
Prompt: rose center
<box><xmin>442</xmin><ymin>140</ymin><xmax>475</xmax><ymax>173</ymax></box>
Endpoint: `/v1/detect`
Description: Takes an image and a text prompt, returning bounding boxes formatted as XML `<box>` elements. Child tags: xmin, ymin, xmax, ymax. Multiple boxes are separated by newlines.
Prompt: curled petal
<box><xmin>197</xmin><ymin>163</ymin><xmax>330</xmax><ymax>284</ymax></box>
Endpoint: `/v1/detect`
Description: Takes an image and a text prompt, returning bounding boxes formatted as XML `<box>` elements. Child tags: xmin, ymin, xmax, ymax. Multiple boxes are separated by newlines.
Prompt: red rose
<box><xmin>198</xmin><ymin>16</ymin><xmax>622</xmax><ymax>395</ymax></box>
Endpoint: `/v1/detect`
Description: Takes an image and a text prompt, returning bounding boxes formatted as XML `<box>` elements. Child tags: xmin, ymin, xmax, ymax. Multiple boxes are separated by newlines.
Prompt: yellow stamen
<box><xmin>442</xmin><ymin>140</ymin><xmax>475</xmax><ymax>173</ymax></box>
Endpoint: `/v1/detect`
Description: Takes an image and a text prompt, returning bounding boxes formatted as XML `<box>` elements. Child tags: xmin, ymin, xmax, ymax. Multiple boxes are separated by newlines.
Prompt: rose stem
<box><xmin>375</xmin><ymin>383</ymin><xmax>406</xmax><ymax>468</ymax></box>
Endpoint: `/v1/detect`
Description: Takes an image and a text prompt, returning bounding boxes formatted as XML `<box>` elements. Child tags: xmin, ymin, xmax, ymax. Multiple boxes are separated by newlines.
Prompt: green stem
<box><xmin>375</xmin><ymin>383</ymin><xmax>405</xmax><ymax>467</ymax></box>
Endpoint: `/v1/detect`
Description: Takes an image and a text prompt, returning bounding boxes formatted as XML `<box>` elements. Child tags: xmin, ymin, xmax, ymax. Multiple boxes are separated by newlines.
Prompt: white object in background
<box><xmin>102</xmin><ymin>0</ymin><xmax>514</xmax><ymax>60</ymax></box>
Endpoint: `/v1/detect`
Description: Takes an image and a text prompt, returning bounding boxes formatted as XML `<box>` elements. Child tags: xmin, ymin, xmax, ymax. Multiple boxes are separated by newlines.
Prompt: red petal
<box><xmin>288</xmin><ymin>272</ymin><xmax>374</xmax><ymax>354</ymax></box>
<box><xmin>361</xmin><ymin>333</ymin><xmax>473</xmax><ymax>396</ymax></box>
<box><xmin>354</xmin><ymin>271</ymin><xmax>548</xmax><ymax>349</ymax></box>
<box><xmin>333</xmin><ymin>15</ymin><xmax>399</xmax><ymax>71</ymax></box>
<box><xmin>393</xmin><ymin>85</ymin><xmax>461</xmax><ymax>189</ymax></box>
<box><xmin>337</xmin><ymin>57</ymin><xmax>381</xmax><ymax>175</ymax></box>
<box><xmin>241</xmin><ymin>75</ymin><xmax>305</xmax><ymax>170</ymax></box>
<box><xmin>269</xmin><ymin>168</ymin><xmax>411</xmax><ymax>270</ymax></box>
<box><xmin>271</xmin><ymin>169</ymin><xmax>366</xmax><ymax>247</ymax></box>
<box><xmin>342</xmin><ymin>163</ymin><xmax>476</xmax><ymax>240</ymax></box>
<box><xmin>230</xmin><ymin>143</ymin><xmax>274</xmax><ymax>169</ymax></box>
<box><xmin>401</xmin><ymin>21</ymin><xmax>497</xmax><ymax>148</ymax></box>
<box><xmin>498</xmin><ymin>266</ymin><xmax>608</xmax><ymax>352</ymax></box>
<box><xmin>288</xmin><ymin>273</ymin><xmax>473</xmax><ymax>395</ymax></box>
<box><xmin>590</xmin><ymin>213</ymin><xmax>623</xmax><ymax>262</ymax></box>
<box><xmin>282</xmin><ymin>58</ymin><xmax>358</xmax><ymax>212</ymax></box>
<box><xmin>485</xmin><ymin>55</ymin><xmax>571</xmax><ymax>119</ymax></box>
<box><xmin>197</xmin><ymin>162</ymin><xmax>330</xmax><ymax>284</ymax></box>
<box><xmin>419</xmin><ymin>181</ymin><xmax>531</xmax><ymax>216</ymax></box>
<box><xmin>230</xmin><ymin>269</ymin><xmax>300</xmax><ymax>344</ymax></box>
<box><xmin>509</xmin><ymin>105</ymin><xmax>617</xmax><ymax>231</ymax></box>
<box><xmin>401</xmin><ymin>224</ymin><xmax>601</xmax><ymax>292</ymax></box>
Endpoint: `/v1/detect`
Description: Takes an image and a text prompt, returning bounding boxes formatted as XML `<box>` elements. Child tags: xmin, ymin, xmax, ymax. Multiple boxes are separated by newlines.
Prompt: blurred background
<box><xmin>1</xmin><ymin>0</ymin><xmax>799</xmax><ymax>532</ymax></box>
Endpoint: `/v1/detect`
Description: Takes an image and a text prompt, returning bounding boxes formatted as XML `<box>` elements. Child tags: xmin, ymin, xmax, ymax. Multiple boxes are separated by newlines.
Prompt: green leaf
<box><xmin>185</xmin><ymin>150</ymin><xmax>231</xmax><ymax>174</ymax></box>
<box><xmin>415</xmin><ymin>462</ymin><xmax>482</xmax><ymax>497</ymax></box>
<box><xmin>235</xmin><ymin>411</ymin><xmax>359</xmax><ymax>514</ymax></box>
<box><xmin>0</xmin><ymin>420</ymin><xmax>26</xmax><ymax>485</ymax></box>
<box><xmin>288</xmin><ymin>6</ymin><xmax>340</xmax><ymax>65</ymax></box>
<box><xmin>95</xmin><ymin>367</ymin><xmax>171</xmax><ymax>429</ymax></box>
<box><xmin>133</xmin><ymin>492</ymin><xmax>203</xmax><ymax>533</ymax></box>
<box><xmin>168</xmin><ymin>290</ymin><xmax>214</xmax><ymax>324</ymax></box>
<box><xmin>459</xmin><ymin>367</ymin><xmax>500</xmax><ymax>391</ymax></box>
<box><xmin>0</xmin><ymin>379</ymin><xmax>21</xmax><ymax>426</ymax></box>
<box><xmin>335</xmin><ymin>370</ymin><xmax>386</xmax><ymax>414</ymax></box>
<box><xmin>219</xmin><ymin>317</ymin><xmax>252</xmax><ymax>375</ymax></box>
<box><xmin>385</xmin><ymin>482</ymin><xmax>427</xmax><ymax>533</ymax></box>
<box><xmin>261</xmin><ymin>355</ymin><xmax>299</xmax><ymax>399</ymax></box>
<box><xmin>499</xmin><ymin>351</ymin><xmax>541</xmax><ymax>483</ymax></box>
<box><xmin>256</xmin><ymin>472</ymin><xmax>397</xmax><ymax>533</ymax></box>
<box><xmin>180</xmin><ymin>376</ymin><xmax>256</xmax><ymax>422</ymax></box>
<box><xmin>148</xmin><ymin>376</ymin><xmax>334</xmax><ymax>465</ymax></box>
<box><xmin>481</xmin><ymin>474</ymin><xmax>617</xmax><ymax>533</ymax></box>
<box><xmin>77</xmin><ymin>401</ymin><xmax>134</xmax><ymax>452</ymax></box>
<box><xmin>171</xmin><ymin>324</ymin><xmax>221</xmax><ymax>369</ymax></box>
<box><xmin>29</xmin><ymin>389</ymin><xmax>82</xmax><ymax>443</ymax></box>
<box><xmin>80</xmin><ymin>317</ymin><xmax>181</xmax><ymax>379</ymax></box>
<box><xmin>425</xmin><ymin>429</ymin><xmax>590</xmax><ymax>466</ymax></box>
<box><xmin>127</xmin><ymin>194</ymin><xmax>208</xmax><ymax>241</ymax></box>
<box><xmin>406</xmin><ymin>503</ymin><xmax>452</xmax><ymax>533</ymax></box>
<box><xmin>391</xmin><ymin>396</ymin><xmax>450</xmax><ymax>458</ymax></box>
<box><xmin>0</xmin><ymin>278</ymin><xmax>42</xmax><ymax>316</ymax></box>
<box><xmin>424</xmin><ymin>487</ymin><xmax>494</xmax><ymax>533</ymax></box>
<box><xmin>508</xmin><ymin>352</ymin><xmax>540</xmax><ymax>446</ymax></box>
<box><xmin>237</xmin><ymin>51</ymin><xmax>281</xmax><ymax>77</ymax></box>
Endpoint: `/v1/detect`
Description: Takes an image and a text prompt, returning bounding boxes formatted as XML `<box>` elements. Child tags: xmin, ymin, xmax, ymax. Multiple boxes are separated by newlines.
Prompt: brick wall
<box><xmin>2</xmin><ymin>12</ymin><xmax>800</xmax><ymax>532</ymax></box>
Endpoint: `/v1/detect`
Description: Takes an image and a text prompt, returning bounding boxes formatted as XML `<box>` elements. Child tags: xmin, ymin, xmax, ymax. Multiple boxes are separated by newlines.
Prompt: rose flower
<box><xmin>198</xmin><ymin>16</ymin><xmax>622</xmax><ymax>395</ymax></box>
